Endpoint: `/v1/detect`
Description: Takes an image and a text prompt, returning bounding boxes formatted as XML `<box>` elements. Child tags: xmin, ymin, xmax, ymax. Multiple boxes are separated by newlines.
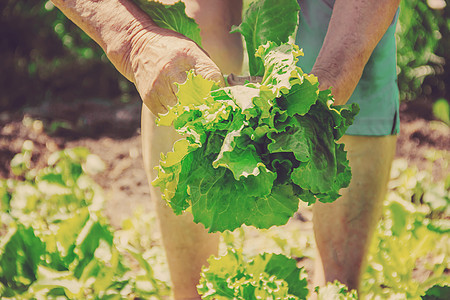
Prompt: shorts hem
<box><xmin>345</xmin><ymin>120</ymin><xmax>400</xmax><ymax>136</ymax></box>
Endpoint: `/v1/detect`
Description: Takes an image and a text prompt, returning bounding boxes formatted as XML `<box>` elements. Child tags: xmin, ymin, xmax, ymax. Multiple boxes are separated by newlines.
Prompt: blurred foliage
<box><xmin>422</xmin><ymin>284</ymin><xmax>450</xmax><ymax>299</ymax></box>
<box><xmin>0</xmin><ymin>0</ymin><xmax>136</xmax><ymax>111</ymax></box>
<box><xmin>361</xmin><ymin>156</ymin><xmax>450</xmax><ymax>299</ymax></box>
<box><xmin>432</xmin><ymin>98</ymin><xmax>450</xmax><ymax>125</ymax></box>
<box><xmin>0</xmin><ymin>142</ymin><xmax>449</xmax><ymax>298</ymax></box>
<box><xmin>0</xmin><ymin>142</ymin><xmax>170</xmax><ymax>299</ymax></box>
<box><xmin>396</xmin><ymin>0</ymin><xmax>449</xmax><ymax>100</ymax></box>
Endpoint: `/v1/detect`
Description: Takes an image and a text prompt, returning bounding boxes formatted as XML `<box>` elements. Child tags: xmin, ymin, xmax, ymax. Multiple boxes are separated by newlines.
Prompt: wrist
<box><xmin>92</xmin><ymin>1</ymin><xmax>160</xmax><ymax>82</ymax></box>
<box><xmin>51</xmin><ymin>0</ymin><xmax>165</xmax><ymax>81</ymax></box>
<box><xmin>106</xmin><ymin>6</ymin><xmax>195</xmax><ymax>84</ymax></box>
<box><xmin>311</xmin><ymin>65</ymin><xmax>343</xmax><ymax>103</ymax></box>
<box><xmin>310</xmin><ymin>65</ymin><xmax>336</xmax><ymax>90</ymax></box>
<box><xmin>311</xmin><ymin>62</ymin><xmax>360</xmax><ymax>106</ymax></box>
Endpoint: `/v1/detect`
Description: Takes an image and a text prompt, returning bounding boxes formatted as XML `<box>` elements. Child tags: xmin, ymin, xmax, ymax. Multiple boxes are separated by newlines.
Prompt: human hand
<box><xmin>119</xmin><ymin>27</ymin><xmax>225</xmax><ymax>115</ymax></box>
<box><xmin>309</xmin><ymin>66</ymin><xmax>344</xmax><ymax>104</ymax></box>
<box><xmin>50</xmin><ymin>0</ymin><xmax>236</xmax><ymax>115</ymax></box>
<box><xmin>227</xmin><ymin>73</ymin><xmax>262</xmax><ymax>86</ymax></box>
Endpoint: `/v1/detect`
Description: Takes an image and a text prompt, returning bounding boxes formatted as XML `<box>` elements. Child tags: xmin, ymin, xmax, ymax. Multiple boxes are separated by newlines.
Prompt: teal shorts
<box><xmin>296</xmin><ymin>0</ymin><xmax>400</xmax><ymax>136</ymax></box>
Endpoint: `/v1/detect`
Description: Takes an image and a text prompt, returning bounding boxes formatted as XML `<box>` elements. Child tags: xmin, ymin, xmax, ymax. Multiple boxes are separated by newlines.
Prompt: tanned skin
<box><xmin>51</xmin><ymin>0</ymin><xmax>237</xmax><ymax>115</ymax></box>
<box><xmin>312</xmin><ymin>0</ymin><xmax>401</xmax><ymax>105</ymax></box>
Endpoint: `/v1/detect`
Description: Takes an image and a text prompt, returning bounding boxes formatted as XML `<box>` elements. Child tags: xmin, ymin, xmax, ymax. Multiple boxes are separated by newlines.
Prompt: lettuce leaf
<box><xmin>314</xmin><ymin>281</ymin><xmax>359</xmax><ymax>299</ymax></box>
<box><xmin>197</xmin><ymin>249</ymin><xmax>308</xmax><ymax>299</ymax></box>
<box><xmin>231</xmin><ymin>0</ymin><xmax>300</xmax><ymax>76</ymax></box>
<box><xmin>132</xmin><ymin>0</ymin><xmax>202</xmax><ymax>46</ymax></box>
<box><xmin>0</xmin><ymin>224</ymin><xmax>45</xmax><ymax>291</ymax></box>
<box><xmin>153</xmin><ymin>42</ymin><xmax>358</xmax><ymax>232</ymax></box>
<box><xmin>422</xmin><ymin>284</ymin><xmax>450</xmax><ymax>300</ymax></box>
<box><xmin>256</xmin><ymin>43</ymin><xmax>305</xmax><ymax>95</ymax></box>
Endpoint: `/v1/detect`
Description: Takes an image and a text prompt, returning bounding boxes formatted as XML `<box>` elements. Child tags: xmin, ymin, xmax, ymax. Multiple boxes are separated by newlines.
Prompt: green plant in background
<box><xmin>422</xmin><ymin>284</ymin><xmax>450</xmax><ymax>300</ymax></box>
<box><xmin>0</xmin><ymin>142</ymin><xmax>170</xmax><ymax>299</ymax></box>
<box><xmin>396</xmin><ymin>0</ymin><xmax>448</xmax><ymax>100</ymax></box>
<box><xmin>362</xmin><ymin>195</ymin><xmax>449</xmax><ymax>299</ymax></box>
<box><xmin>388</xmin><ymin>154</ymin><xmax>449</xmax><ymax>217</ymax></box>
<box><xmin>197</xmin><ymin>249</ymin><xmax>309</xmax><ymax>299</ymax></box>
<box><xmin>360</xmin><ymin>157</ymin><xmax>450</xmax><ymax>299</ymax></box>
<box><xmin>314</xmin><ymin>281</ymin><xmax>358</xmax><ymax>300</ymax></box>
<box><xmin>432</xmin><ymin>98</ymin><xmax>450</xmax><ymax>126</ymax></box>
<box><xmin>2</xmin><ymin>145</ymin><xmax>448</xmax><ymax>299</ymax></box>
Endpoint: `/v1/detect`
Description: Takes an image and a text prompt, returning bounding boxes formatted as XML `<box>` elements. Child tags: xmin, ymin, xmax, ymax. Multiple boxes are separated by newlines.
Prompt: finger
<box><xmin>227</xmin><ymin>73</ymin><xmax>263</xmax><ymax>86</ymax></box>
<box><xmin>149</xmin><ymin>73</ymin><xmax>180</xmax><ymax>109</ymax></box>
<box><xmin>145</xmin><ymin>89</ymin><xmax>169</xmax><ymax>116</ymax></box>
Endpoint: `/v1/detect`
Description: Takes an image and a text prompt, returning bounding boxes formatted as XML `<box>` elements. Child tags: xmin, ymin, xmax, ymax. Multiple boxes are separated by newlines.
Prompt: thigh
<box><xmin>314</xmin><ymin>135</ymin><xmax>397</xmax><ymax>231</ymax></box>
<box><xmin>317</xmin><ymin>135</ymin><xmax>398</xmax><ymax>224</ymax></box>
<box><xmin>312</xmin><ymin>135</ymin><xmax>397</xmax><ymax>288</ymax></box>
<box><xmin>340</xmin><ymin>134</ymin><xmax>397</xmax><ymax>199</ymax></box>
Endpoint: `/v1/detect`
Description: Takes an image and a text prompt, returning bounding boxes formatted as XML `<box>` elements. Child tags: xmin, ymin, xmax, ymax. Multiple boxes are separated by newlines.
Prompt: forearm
<box><xmin>51</xmin><ymin>0</ymin><xmax>163</xmax><ymax>81</ymax></box>
<box><xmin>51</xmin><ymin>0</ymin><xmax>243</xmax><ymax>79</ymax></box>
<box><xmin>312</xmin><ymin>0</ymin><xmax>400</xmax><ymax>105</ymax></box>
<box><xmin>51</xmin><ymin>0</ymin><xmax>239</xmax><ymax>115</ymax></box>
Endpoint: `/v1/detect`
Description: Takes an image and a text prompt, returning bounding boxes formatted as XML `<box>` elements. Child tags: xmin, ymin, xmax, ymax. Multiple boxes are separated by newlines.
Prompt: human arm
<box><xmin>51</xmin><ymin>0</ymin><xmax>242</xmax><ymax>114</ymax></box>
<box><xmin>311</xmin><ymin>0</ymin><xmax>400</xmax><ymax>105</ymax></box>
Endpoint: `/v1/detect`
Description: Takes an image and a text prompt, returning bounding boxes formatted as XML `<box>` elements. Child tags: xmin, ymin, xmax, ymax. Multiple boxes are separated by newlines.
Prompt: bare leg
<box><xmin>312</xmin><ymin>135</ymin><xmax>397</xmax><ymax>291</ymax></box>
<box><xmin>141</xmin><ymin>106</ymin><xmax>220</xmax><ymax>299</ymax></box>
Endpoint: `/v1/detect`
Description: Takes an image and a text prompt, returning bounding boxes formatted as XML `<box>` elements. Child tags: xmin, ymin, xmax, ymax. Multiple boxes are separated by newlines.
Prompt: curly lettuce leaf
<box><xmin>247</xmin><ymin>252</ymin><xmax>309</xmax><ymax>298</ymax></box>
<box><xmin>198</xmin><ymin>249</ymin><xmax>308</xmax><ymax>299</ymax></box>
<box><xmin>172</xmin><ymin>135</ymin><xmax>278</xmax><ymax>232</ymax></box>
<box><xmin>153</xmin><ymin>41</ymin><xmax>358</xmax><ymax>231</ymax></box>
<box><xmin>132</xmin><ymin>0</ymin><xmax>202</xmax><ymax>46</ymax></box>
<box><xmin>282</xmin><ymin>78</ymin><xmax>319</xmax><ymax>116</ymax></box>
<box><xmin>231</xmin><ymin>0</ymin><xmax>300</xmax><ymax>76</ymax></box>
<box><xmin>157</xmin><ymin>70</ymin><xmax>221</xmax><ymax>127</ymax></box>
<box><xmin>316</xmin><ymin>89</ymin><xmax>360</xmax><ymax>140</ymax></box>
<box><xmin>152</xmin><ymin>138</ymin><xmax>200</xmax><ymax>212</ymax></box>
<box><xmin>212</xmin><ymin>125</ymin><xmax>265</xmax><ymax>180</ymax></box>
<box><xmin>256</xmin><ymin>43</ymin><xmax>305</xmax><ymax>96</ymax></box>
<box><xmin>245</xmin><ymin>183</ymin><xmax>301</xmax><ymax>228</ymax></box>
<box><xmin>314</xmin><ymin>281</ymin><xmax>358</xmax><ymax>300</ymax></box>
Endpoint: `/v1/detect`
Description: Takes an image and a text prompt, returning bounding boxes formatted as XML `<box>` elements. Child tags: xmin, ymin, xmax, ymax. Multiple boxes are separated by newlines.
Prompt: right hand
<box><xmin>119</xmin><ymin>27</ymin><xmax>225</xmax><ymax>115</ymax></box>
